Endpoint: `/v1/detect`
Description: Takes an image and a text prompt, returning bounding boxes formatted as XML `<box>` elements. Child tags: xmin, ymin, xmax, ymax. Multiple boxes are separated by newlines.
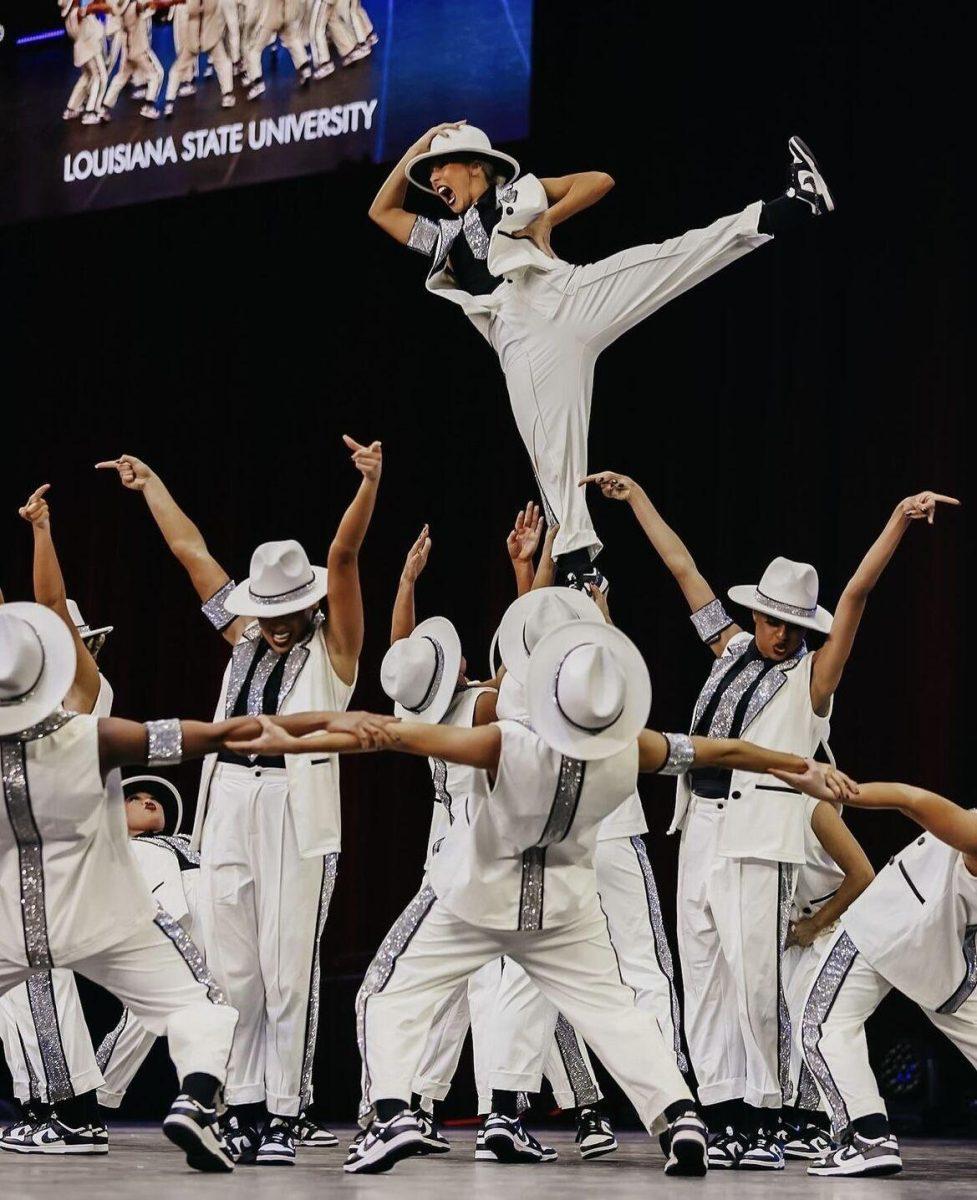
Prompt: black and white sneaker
<box><xmin>808</xmin><ymin>1132</ymin><xmax>902</xmax><ymax>1177</ymax></box>
<box><xmin>663</xmin><ymin>1110</ymin><xmax>708</xmax><ymax>1177</ymax></box>
<box><xmin>1</xmin><ymin>1113</ymin><xmax>108</xmax><ymax>1155</ymax></box>
<box><xmin>163</xmin><ymin>1095</ymin><xmax>234</xmax><ymax>1173</ymax></box>
<box><xmin>707</xmin><ymin>1126</ymin><xmax>746</xmax><ymax>1169</ymax></box>
<box><xmin>781</xmin><ymin>1122</ymin><xmax>834</xmax><ymax>1160</ymax></box>
<box><xmin>1</xmin><ymin>1106</ymin><xmax>45</xmax><ymax>1147</ymax></box>
<box><xmin>564</xmin><ymin>567</ymin><xmax>610</xmax><ymax>596</ymax></box>
<box><xmin>220</xmin><ymin>1110</ymin><xmax>261</xmax><ymax>1163</ymax></box>
<box><xmin>482</xmin><ymin>1113</ymin><xmax>558</xmax><ymax>1164</ymax></box>
<box><xmin>738</xmin><ymin>1128</ymin><xmax>786</xmax><ymax>1170</ymax></box>
<box><xmin>256</xmin><ymin>1116</ymin><xmax>295</xmax><ymax>1166</ymax></box>
<box><xmin>348</xmin><ymin>1127</ymin><xmax>367</xmax><ymax>1154</ymax></box>
<box><xmin>787</xmin><ymin>135</ymin><xmax>836</xmax><ymax>215</ymax></box>
<box><xmin>343</xmin><ymin>1109</ymin><xmax>425</xmax><ymax>1175</ymax></box>
<box><xmin>575</xmin><ymin>1107</ymin><xmax>618</xmax><ymax>1160</ymax></box>
<box><xmin>294</xmin><ymin>1111</ymin><xmax>338</xmax><ymax>1148</ymax></box>
<box><xmin>412</xmin><ymin>1108</ymin><xmax>451</xmax><ymax>1155</ymax></box>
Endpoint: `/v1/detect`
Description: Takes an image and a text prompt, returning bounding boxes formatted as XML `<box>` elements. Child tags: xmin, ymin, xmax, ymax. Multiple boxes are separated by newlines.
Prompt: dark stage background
<box><xmin>0</xmin><ymin>1</ymin><xmax>971</xmax><ymax>1132</ymax></box>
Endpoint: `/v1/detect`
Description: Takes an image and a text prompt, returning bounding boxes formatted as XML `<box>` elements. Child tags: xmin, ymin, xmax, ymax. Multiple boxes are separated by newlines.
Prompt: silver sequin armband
<box><xmin>145</xmin><ymin>719</ymin><xmax>184</xmax><ymax>767</ymax></box>
<box><xmin>201</xmin><ymin>580</ymin><xmax>236</xmax><ymax>632</ymax></box>
<box><xmin>407</xmin><ymin>215</ymin><xmax>439</xmax><ymax>256</ymax></box>
<box><xmin>659</xmin><ymin>733</ymin><xmax>695</xmax><ymax>776</ymax></box>
<box><xmin>690</xmin><ymin>598</ymin><xmax>733</xmax><ymax>645</ymax></box>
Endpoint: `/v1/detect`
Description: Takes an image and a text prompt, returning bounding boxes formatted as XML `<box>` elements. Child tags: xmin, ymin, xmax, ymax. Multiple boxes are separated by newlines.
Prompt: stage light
<box><xmin>15</xmin><ymin>30</ymin><xmax>66</xmax><ymax>47</ymax></box>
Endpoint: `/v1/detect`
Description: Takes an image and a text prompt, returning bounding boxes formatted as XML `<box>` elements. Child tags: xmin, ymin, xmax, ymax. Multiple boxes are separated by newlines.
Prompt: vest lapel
<box><xmin>691</xmin><ymin>638</ymin><xmax>750</xmax><ymax>728</ymax></box>
<box><xmin>277</xmin><ymin>612</ymin><xmax>325</xmax><ymax>713</ymax></box>
<box><xmin>741</xmin><ymin>645</ymin><xmax>807</xmax><ymax>733</ymax></box>
<box><xmin>224</xmin><ymin>625</ymin><xmax>263</xmax><ymax>719</ymax></box>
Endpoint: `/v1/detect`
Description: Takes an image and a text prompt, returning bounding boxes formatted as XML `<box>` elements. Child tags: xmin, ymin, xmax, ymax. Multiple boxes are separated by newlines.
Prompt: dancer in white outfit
<box><xmin>370</xmin><ymin>122</ymin><xmax>835</xmax><ymax>586</ymax></box>
<box><xmin>582</xmin><ymin>472</ymin><xmax>960</xmax><ymax>1168</ymax></box>
<box><xmin>96</xmin><ymin>437</ymin><xmax>380</xmax><ymax>1165</ymax></box>
<box><xmin>101</xmin><ymin>1</ymin><xmax>166</xmax><ymax>119</ymax></box>
<box><xmin>243</xmin><ymin>0</ymin><xmax>311</xmax><ymax>100</ymax></box>
<box><xmin>164</xmin><ymin>0</ymin><xmax>236</xmax><ymax>115</ymax></box>
<box><xmin>771</xmin><ymin>761</ymin><xmax>977</xmax><ymax>1178</ymax></box>
<box><xmin>61</xmin><ymin>0</ymin><xmax>109</xmax><ymax>124</ymax></box>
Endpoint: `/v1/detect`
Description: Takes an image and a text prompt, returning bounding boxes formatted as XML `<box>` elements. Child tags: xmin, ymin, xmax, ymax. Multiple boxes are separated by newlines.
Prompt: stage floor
<box><xmin>0</xmin><ymin>1127</ymin><xmax>973</xmax><ymax>1198</ymax></box>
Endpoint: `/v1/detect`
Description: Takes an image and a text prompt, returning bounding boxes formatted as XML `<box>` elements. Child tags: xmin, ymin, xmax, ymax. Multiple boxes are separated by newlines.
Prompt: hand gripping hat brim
<box><xmin>526</xmin><ymin>620</ymin><xmax>652</xmax><ymax>762</ymax></box>
<box><xmin>406</xmin><ymin>126</ymin><xmax>521</xmax><ymax>196</ymax></box>
<box><xmin>388</xmin><ymin>615</ymin><xmax>462</xmax><ymax>725</ymax></box>
<box><xmin>224</xmin><ymin>566</ymin><xmax>328</xmax><ymax>619</ymax></box>
<box><xmin>497</xmin><ymin>586</ymin><xmax>600</xmax><ymax>685</ymax></box>
<box><xmin>0</xmin><ymin>602</ymin><xmax>78</xmax><ymax>737</ymax></box>
<box><xmin>123</xmin><ymin>774</ymin><xmax>184</xmax><ymax>836</ymax></box>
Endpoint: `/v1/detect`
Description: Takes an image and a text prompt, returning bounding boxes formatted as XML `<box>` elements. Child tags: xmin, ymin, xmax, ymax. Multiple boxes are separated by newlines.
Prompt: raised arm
<box><xmin>506</xmin><ymin>502</ymin><xmax>543</xmax><ymax>597</ymax></box>
<box><xmin>391</xmin><ymin>524</ymin><xmax>431</xmax><ymax>643</ymax></box>
<box><xmin>513</xmin><ymin>172</ymin><xmax>615</xmax><ymax>259</ymax></box>
<box><xmin>19</xmin><ymin>484</ymin><xmax>101</xmax><ymax>714</ymax></box>
<box><xmin>95</xmin><ymin>454</ymin><xmax>245</xmax><ymax>646</ymax></box>
<box><xmin>368</xmin><ymin>120</ymin><xmax>467</xmax><ymax>245</ymax></box>
<box><xmin>530</xmin><ymin>522</ymin><xmax>558</xmax><ymax>590</ymax></box>
<box><xmin>810</xmin><ymin>490</ymin><xmax>960</xmax><ymax>714</ymax></box>
<box><xmin>325</xmin><ymin>435</ymin><xmax>382</xmax><ymax>684</ymax></box>
<box><xmin>788</xmin><ymin>803</ymin><xmax>875</xmax><ymax>948</ymax></box>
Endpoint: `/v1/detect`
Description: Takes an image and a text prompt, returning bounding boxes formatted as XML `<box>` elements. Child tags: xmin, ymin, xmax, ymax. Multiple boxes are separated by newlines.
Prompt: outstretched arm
<box><xmin>19</xmin><ymin>484</ymin><xmax>101</xmax><ymax>714</ymax></box>
<box><xmin>368</xmin><ymin>120</ymin><xmax>467</xmax><ymax>245</ymax></box>
<box><xmin>325</xmin><ymin>436</ymin><xmax>382</xmax><ymax>684</ymax></box>
<box><xmin>581</xmin><ymin>472</ymin><xmax>740</xmax><ymax>655</ymax></box>
<box><xmin>787</xmin><ymin>803</ymin><xmax>875</xmax><ymax>948</ymax></box>
<box><xmin>391</xmin><ymin>524</ymin><xmax>431</xmax><ymax>643</ymax></box>
<box><xmin>96</xmin><ymin>454</ymin><xmax>246</xmax><ymax>646</ymax></box>
<box><xmin>514</xmin><ymin>172</ymin><xmax>616</xmax><ymax>259</ymax></box>
<box><xmin>810</xmin><ymin>490</ymin><xmax>959</xmax><ymax>714</ymax></box>
<box><xmin>530</xmin><ymin>523</ymin><xmax>558</xmax><ymax>591</ymax></box>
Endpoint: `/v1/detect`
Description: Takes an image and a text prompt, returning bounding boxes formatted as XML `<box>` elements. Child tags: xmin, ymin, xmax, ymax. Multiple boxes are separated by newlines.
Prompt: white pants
<box><xmin>782</xmin><ymin>928</ymin><xmax>836</xmax><ymax>1114</ymax></box>
<box><xmin>801</xmin><ymin>928</ymin><xmax>977</xmax><ymax>1139</ymax></box>
<box><xmin>66</xmin><ymin>57</ymin><xmax>108</xmax><ymax>115</ymax></box>
<box><xmin>245</xmin><ymin>0</ymin><xmax>309</xmax><ymax>83</ymax></box>
<box><xmin>676</xmin><ymin>796</ymin><xmax>793</xmax><ymax>1108</ymax></box>
<box><xmin>197</xmin><ymin>763</ymin><xmax>337</xmax><ymax>1117</ymax></box>
<box><xmin>486</xmin><ymin>203</ymin><xmax>769</xmax><ymax>561</ymax></box>
<box><xmin>167</xmin><ymin>12</ymin><xmax>234</xmax><ymax>102</ymax></box>
<box><xmin>0</xmin><ymin>913</ymin><xmax>236</xmax><ymax>1090</ymax></box>
<box><xmin>357</xmin><ymin>888</ymin><xmax>692</xmax><ymax>1134</ymax></box>
<box><xmin>222</xmin><ymin>0</ymin><xmax>242</xmax><ymax>62</ymax></box>
<box><xmin>104</xmin><ymin>47</ymin><xmax>163</xmax><ymax>107</ymax></box>
<box><xmin>0</xmin><ymin>970</ymin><xmax>102</xmax><ymax>1105</ymax></box>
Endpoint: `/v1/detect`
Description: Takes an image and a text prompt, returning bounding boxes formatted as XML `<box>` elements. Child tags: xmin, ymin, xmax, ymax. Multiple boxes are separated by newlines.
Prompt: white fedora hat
<box><xmin>224</xmin><ymin>540</ymin><xmax>328</xmax><ymax>619</ymax></box>
<box><xmin>123</xmin><ymin>774</ymin><xmax>184</xmax><ymax>836</ymax></box>
<box><xmin>728</xmin><ymin>556</ymin><xmax>833</xmax><ymax>634</ymax></box>
<box><xmin>406</xmin><ymin>125</ymin><xmax>521</xmax><ymax>196</ymax></box>
<box><xmin>526</xmin><ymin>621</ymin><xmax>652</xmax><ymax>761</ymax></box>
<box><xmin>497</xmin><ymin>587</ymin><xmax>600</xmax><ymax>685</ymax></box>
<box><xmin>66</xmin><ymin>598</ymin><xmax>113</xmax><ymax>641</ymax></box>
<box><xmin>381</xmin><ymin>616</ymin><xmax>461</xmax><ymax>725</ymax></box>
<box><xmin>0</xmin><ymin>602</ymin><xmax>78</xmax><ymax>737</ymax></box>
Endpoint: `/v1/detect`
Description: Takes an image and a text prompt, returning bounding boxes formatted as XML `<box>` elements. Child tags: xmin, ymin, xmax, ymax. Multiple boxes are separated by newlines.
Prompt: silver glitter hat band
<box><xmin>0</xmin><ymin>629</ymin><xmax>45</xmax><ymax>706</ymax></box>
<box><xmin>552</xmin><ymin>646</ymin><xmax>625</xmax><ymax>736</ymax></box>
<box><xmin>754</xmin><ymin>588</ymin><xmax>818</xmax><ymax>621</ymax></box>
<box><xmin>404</xmin><ymin>637</ymin><xmax>445</xmax><ymax>714</ymax></box>
<box><xmin>248</xmin><ymin>574</ymin><xmax>318</xmax><ymax>605</ymax></box>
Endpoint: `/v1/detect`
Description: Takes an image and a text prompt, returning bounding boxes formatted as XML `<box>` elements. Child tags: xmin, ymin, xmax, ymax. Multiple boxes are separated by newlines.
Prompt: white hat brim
<box><xmin>123</xmin><ymin>774</ymin><xmax>184</xmax><ymax>836</ymax></box>
<box><xmin>406</xmin><ymin>148</ymin><xmax>521</xmax><ymax>195</ymax></box>
<box><xmin>0</xmin><ymin>602</ymin><xmax>78</xmax><ymax>737</ymax></box>
<box><xmin>224</xmin><ymin>566</ymin><xmax>328</xmax><ymax>619</ymax></box>
<box><xmin>727</xmin><ymin>585</ymin><xmax>833</xmax><ymax>634</ymax></box>
<box><xmin>391</xmin><ymin>616</ymin><xmax>462</xmax><ymax>725</ymax></box>
<box><xmin>526</xmin><ymin>620</ymin><xmax>652</xmax><ymax>762</ymax></box>
<box><xmin>497</xmin><ymin>587</ymin><xmax>601</xmax><ymax>685</ymax></box>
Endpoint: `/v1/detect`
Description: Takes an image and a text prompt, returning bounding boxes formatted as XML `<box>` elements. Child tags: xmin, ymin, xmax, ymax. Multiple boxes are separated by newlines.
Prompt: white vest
<box><xmin>424</xmin><ymin>685</ymin><xmax>494</xmax><ymax>871</ymax></box>
<box><xmin>843</xmin><ymin>825</ymin><xmax>977</xmax><ymax>1013</ymax></box>
<box><xmin>429</xmin><ymin>720</ymin><xmax>638</xmax><ymax>931</ymax></box>
<box><xmin>93</xmin><ymin>673</ymin><xmax>114</xmax><ymax>718</ymax></box>
<box><xmin>0</xmin><ymin>714</ymin><xmax>155</xmax><ymax>967</ymax></box>
<box><xmin>671</xmin><ymin>634</ymin><xmax>831</xmax><ymax>864</ymax></box>
<box><xmin>193</xmin><ymin>619</ymin><xmax>355</xmax><ymax>859</ymax></box>
<box><xmin>130</xmin><ymin>835</ymin><xmax>199</xmax><ymax>930</ymax></box>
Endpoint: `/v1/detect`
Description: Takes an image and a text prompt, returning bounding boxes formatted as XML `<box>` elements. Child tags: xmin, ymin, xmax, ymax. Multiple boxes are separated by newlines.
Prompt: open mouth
<box><xmin>435</xmin><ymin>184</ymin><xmax>456</xmax><ymax>206</ymax></box>
<box><xmin>270</xmin><ymin>630</ymin><xmax>291</xmax><ymax>649</ymax></box>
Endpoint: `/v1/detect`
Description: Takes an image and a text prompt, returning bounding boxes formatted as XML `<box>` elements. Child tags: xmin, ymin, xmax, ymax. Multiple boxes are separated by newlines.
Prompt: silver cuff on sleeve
<box><xmin>659</xmin><ymin>732</ymin><xmax>695</xmax><ymax>776</ymax></box>
<box><xmin>690</xmin><ymin>598</ymin><xmax>733</xmax><ymax>645</ymax></box>
<box><xmin>407</xmin><ymin>215</ymin><xmax>439</xmax><ymax>256</ymax></box>
<box><xmin>201</xmin><ymin>580</ymin><xmax>236</xmax><ymax>632</ymax></box>
<box><xmin>145</xmin><ymin>719</ymin><xmax>184</xmax><ymax>767</ymax></box>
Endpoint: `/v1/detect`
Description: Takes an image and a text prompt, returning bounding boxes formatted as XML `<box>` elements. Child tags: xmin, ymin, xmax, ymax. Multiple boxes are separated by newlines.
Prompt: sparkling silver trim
<box><xmin>95</xmin><ymin>1008</ymin><xmax>130</xmax><ymax>1072</ymax></box>
<box><xmin>15</xmin><ymin>710</ymin><xmax>74</xmax><ymax>743</ymax></box>
<box><xmin>26</xmin><ymin>972</ymin><xmax>73</xmax><ymax>1103</ymax></box>
<box><xmin>709</xmin><ymin>658</ymin><xmax>767</xmax><ymax>737</ymax></box>
<box><xmin>201</xmin><ymin>580</ymin><xmax>236</xmax><ymax>631</ymax></box>
<box><xmin>938</xmin><ymin>925</ymin><xmax>977</xmax><ymax>1014</ymax></box>
<box><xmin>153</xmin><ymin>906</ymin><xmax>226</xmax><ymax>1005</ymax></box>
<box><xmin>690</xmin><ymin>638</ymin><xmax>751</xmax><ymax>729</ymax></box>
<box><xmin>430</xmin><ymin>758</ymin><xmax>452</xmax><ymax>822</ymax></box>
<box><xmin>145</xmin><ymin>719</ymin><xmax>183</xmax><ymax>767</ymax></box>
<box><xmin>278</xmin><ymin>612</ymin><xmax>324</xmax><ymax>712</ymax></box>
<box><xmin>224</xmin><ymin>628</ymin><xmax>263</xmax><ymax>718</ymax></box>
<box><xmin>1</xmin><ymin>738</ymin><xmax>54</xmax><ymax>969</ymax></box>
<box><xmin>299</xmin><ymin>852</ymin><xmax>338</xmax><ymax>1108</ymax></box>
<box><xmin>553</xmin><ymin>1014</ymin><xmax>599</xmax><ymax>1106</ymax></box>
<box><xmin>432</xmin><ymin>216</ymin><xmax>463</xmax><ymax>271</ymax></box>
<box><xmin>518</xmin><ymin>847</ymin><xmax>545</xmax><ymax>932</ymax></box>
<box><xmin>660</xmin><ymin>733</ymin><xmax>695</xmax><ymax>777</ymax></box>
<box><xmin>755</xmin><ymin>588</ymin><xmax>818</xmax><ymax>620</ymax></box>
<box><xmin>462</xmin><ymin>203</ymin><xmax>490</xmax><ymax>259</ymax></box>
<box><xmin>407</xmin><ymin>214</ymin><xmax>439</xmax><ymax>255</ymax></box>
<box><xmin>247</xmin><ymin>574</ymin><xmax>318</xmax><ymax>606</ymax></box>
<box><xmin>801</xmin><ymin>931</ymin><xmax>859</xmax><ymax>1140</ymax></box>
<box><xmin>778</xmin><ymin>864</ymin><xmax>794</xmax><ymax>1102</ymax></box>
<box><xmin>690</xmin><ymin>599</ymin><xmax>733</xmax><ymax>645</ymax></box>
<box><xmin>356</xmin><ymin>885</ymin><xmax>437</xmax><ymax>1120</ymax></box>
<box><xmin>518</xmin><ymin>757</ymin><xmax>586</xmax><ymax>931</ymax></box>
<box><xmin>741</xmin><ymin>644</ymin><xmax>806</xmax><ymax>732</ymax></box>
<box><xmin>246</xmin><ymin>648</ymin><xmax>278</xmax><ymax>716</ymax></box>
<box><xmin>630</xmin><ymin>835</ymin><xmax>688</xmax><ymax>1071</ymax></box>
<box><xmin>145</xmin><ymin>833</ymin><xmax>200</xmax><ymax>868</ymax></box>
<box><xmin>796</xmin><ymin>1060</ymin><xmax>820</xmax><ymax>1112</ymax></box>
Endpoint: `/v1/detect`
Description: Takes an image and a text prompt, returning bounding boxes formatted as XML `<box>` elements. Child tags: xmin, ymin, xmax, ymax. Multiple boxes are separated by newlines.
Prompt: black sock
<box><xmin>852</xmin><ymin>1112</ymin><xmax>890</xmax><ymax>1140</ymax></box>
<box><xmin>375</xmin><ymin>1098</ymin><xmax>409</xmax><ymax>1123</ymax></box>
<box><xmin>795</xmin><ymin>1107</ymin><xmax>830</xmax><ymax>1133</ymax></box>
<box><xmin>663</xmin><ymin>1099</ymin><xmax>698</xmax><ymax>1123</ymax></box>
<box><xmin>55</xmin><ymin>1090</ymin><xmax>99</xmax><ymax>1127</ymax></box>
<box><xmin>742</xmin><ymin>1104</ymin><xmax>767</xmax><ymax>1135</ymax></box>
<box><xmin>491</xmin><ymin>1089</ymin><xmax>521</xmax><ymax>1119</ymax></box>
<box><xmin>228</xmin><ymin>1099</ymin><xmax>267</xmax><ymax>1127</ymax></box>
<box><xmin>25</xmin><ymin>1099</ymin><xmax>51</xmax><ymax>1120</ymax></box>
<box><xmin>702</xmin><ymin>1099</ymin><xmax>743</xmax><ymax>1134</ymax></box>
<box><xmin>182</xmin><ymin>1073</ymin><xmax>220</xmax><ymax>1109</ymax></box>
<box><xmin>758</xmin><ymin>193</ymin><xmax>815</xmax><ymax>235</ymax></box>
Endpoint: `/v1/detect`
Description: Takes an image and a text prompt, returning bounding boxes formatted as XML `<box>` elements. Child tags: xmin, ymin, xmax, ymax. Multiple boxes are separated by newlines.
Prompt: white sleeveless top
<box><xmin>93</xmin><ymin>673</ymin><xmax>114</xmax><ymax>718</ymax></box>
<box><xmin>424</xmin><ymin>686</ymin><xmax>494</xmax><ymax>871</ymax></box>
<box><xmin>843</xmin><ymin>823</ymin><xmax>977</xmax><ymax>1013</ymax></box>
<box><xmin>0</xmin><ymin>713</ymin><xmax>155</xmax><ymax>967</ymax></box>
